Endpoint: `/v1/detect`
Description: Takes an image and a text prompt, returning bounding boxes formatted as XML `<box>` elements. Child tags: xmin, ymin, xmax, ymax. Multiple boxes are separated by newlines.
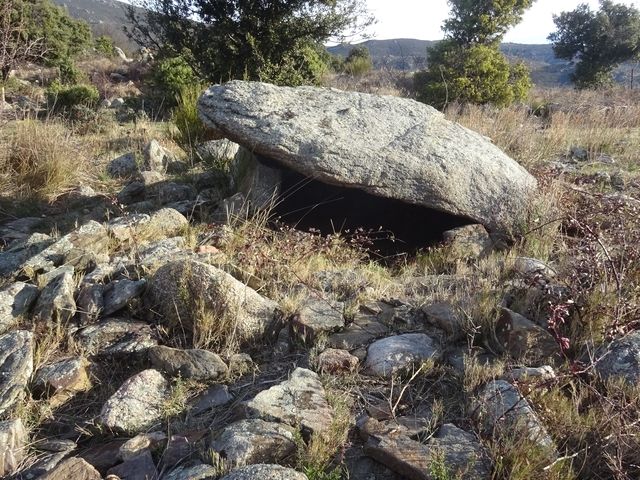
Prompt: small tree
<box><xmin>415</xmin><ymin>0</ymin><xmax>535</xmax><ymax>109</ymax></box>
<box><xmin>125</xmin><ymin>0</ymin><xmax>373</xmax><ymax>86</ymax></box>
<box><xmin>343</xmin><ymin>45</ymin><xmax>373</xmax><ymax>76</ymax></box>
<box><xmin>0</xmin><ymin>0</ymin><xmax>46</xmax><ymax>103</ymax></box>
<box><xmin>549</xmin><ymin>0</ymin><xmax>640</xmax><ymax>88</ymax></box>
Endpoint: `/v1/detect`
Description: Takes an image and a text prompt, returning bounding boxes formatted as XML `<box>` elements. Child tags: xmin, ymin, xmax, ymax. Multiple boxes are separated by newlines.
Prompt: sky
<box><xmin>363</xmin><ymin>0</ymin><xmax>638</xmax><ymax>44</ymax></box>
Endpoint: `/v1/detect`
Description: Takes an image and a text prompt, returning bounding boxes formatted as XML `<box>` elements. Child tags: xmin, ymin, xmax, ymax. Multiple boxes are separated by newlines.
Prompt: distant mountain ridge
<box><xmin>52</xmin><ymin>0</ymin><xmax>633</xmax><ymax>88</ymax></box>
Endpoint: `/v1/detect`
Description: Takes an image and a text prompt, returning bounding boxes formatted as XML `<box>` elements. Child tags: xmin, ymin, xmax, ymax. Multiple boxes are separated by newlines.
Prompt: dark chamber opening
<box><xmin>267</xmin><ymin>163</ymin><xmax>474</xmax><ymax>257</ymax></box>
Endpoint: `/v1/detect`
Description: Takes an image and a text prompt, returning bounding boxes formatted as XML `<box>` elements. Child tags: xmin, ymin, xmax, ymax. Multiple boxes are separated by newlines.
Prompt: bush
<box><xmin>172</xmin><ymin>83</ymin><xmax>207</xmax><ymax>152</ymax></box>
<box><xmin>95</xmin><ymin>35</ymin><xmax>115</xmax><ymax>57</ymax></box>
<box><xmin>56</xmin><ymin>56</ymin><xmax>83</xmax><ymax>84</ymax></box>
<box><xmin>46</xmin><ymin>81</ymin><xmax>100</xmax><ymax>112</ymax></box>
<box><xmin>343</xmin><ymin>46</ymin><xmax>373</xmax><ymax>76</ymax></box>
<box><xmin>415</xmin><ymin>41</ymin><xmax>532</xmax><ymax>110</ymax></box>
<box><xmin>258</xmin><ymin>42</ymin><xmax>330</xmax><ymax>86</ymax></box>
<box><xmin>148</xmin><ymin>55</ymin><xmax>199</xmax><ymax>110</ymax></box>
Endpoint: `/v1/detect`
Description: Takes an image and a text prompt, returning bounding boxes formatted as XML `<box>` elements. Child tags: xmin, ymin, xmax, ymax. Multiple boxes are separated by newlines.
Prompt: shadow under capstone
<box><xmin>263</xmin><ymin>159</ymin><xmax>474</xmax><ymax>258</ymax></box>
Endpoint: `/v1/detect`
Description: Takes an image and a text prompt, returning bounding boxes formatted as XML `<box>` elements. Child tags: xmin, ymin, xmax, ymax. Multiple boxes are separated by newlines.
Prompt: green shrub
<box><xmin>46</xmin><ymin>81</ymin><xmax>99</xmax><ymax>112</ymax></box>
<box><xmin>415</xmin><ymin>42</ymin><xmax>531</xmax><ymax>110</ymax></box>
<box><xmin>258</xmin><ymin>42</ymin><xmax>329</xmax><ymax>86</ymax></box>
<box><xmin>56</xmin><ymin>56</ymin><xmax>83</xmax><ymax>84</ymax></box>
<box><xmin>343</xmin><ymin>45</ymin><xmax>373</xmax><ymax>76</ymax></box>
<box><xmin>172</xmin><ymin>83</ymin><xmax>207</xmax><ymax>152</ymax></box>
<box><xmin>148</xmin><ymin>55</ymin><xmax>199</xmax><ymax>110</ymax></box>
<box><xmin>95</xmin><ymin>36</ymin><xmax>115</xmax><ymax>57</ymax></box>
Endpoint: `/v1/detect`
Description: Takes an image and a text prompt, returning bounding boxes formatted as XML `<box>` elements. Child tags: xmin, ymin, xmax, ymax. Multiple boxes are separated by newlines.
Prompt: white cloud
<box><xmin>364</xmin><ymin>0</ymin><xmax>638</xmax><ymax>44</ymax></box>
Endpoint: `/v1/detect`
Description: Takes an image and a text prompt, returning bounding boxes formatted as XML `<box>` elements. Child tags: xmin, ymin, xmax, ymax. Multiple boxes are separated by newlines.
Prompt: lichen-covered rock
<box><xmin>143</xmin><ymin>139</ymin><xmax>175</xmax><ymax>172</ymax></box>
<box><xmin>0</xmin><ymin>330</ymin><xmax>33</xmax><ymax>415</ymax></box>
<box><xmin>146</xmin><ymin>260</ymin><xmax>277</xmax><ymax>342</ymax></box>
<box><xmin>595</xmin><ymin>330</ymin><xmax>640</xmax><ymax>385</ymax></box>
<box><xmin>75</xmin><ymin>318</ymin><xmax>157</xmax><ymax>356</ymax></box>
<box><xmin>291</xmin><ymin>295</ymin><xmax>344</xmax><ymax>343</ymax></box>
<box><xmin>32</xmin><ymin>269</ymin><xmax>76</xmax><ymax>323</ymax></box>
<box><xmin>495</xmin><ymin>308</ymin><xmax>559</xmax><ymax>365</ymax></box>
<box><xmin>99</xmin><ymin>369</ymin><xmax>169</xmax><ymax>434</ymax></box>
<box><xmin>210</xmin><ymin>419</ymin><xmax>296</xmax><ymax>467</ymax></box>
<box><xmin>33</xmin><ymin>357</ymin><xmax>91</xmax><ymax>405</ymax></box>
<box><xmin>317</xmin><ymin>348</ymin><xmax>359</xmax><ymax>374</ymax></box>
<box><xmin>364</xmin><ymin>333</ymin><xmax>441</xmax><ymax>378</ymax></box>
<box><xmin>472</xmin><ymin>380</ymin><xmax>555</xmax><ymax>452</ymax></box>
<box><xmin>442</xmin><ymin>224</ymin><xmax>493</xmax><ymax>259</ymax></box>
<box><xmin>107</xmin><ymin>152</ymin><xmax>138</xmax><ymax>178</ymax></box>
<box><xmin>107</xmin><ymin>449</ymin><xmax>158</xmax><ymax>480</ymax></box>
<box><xmin>219</xmin><ymin>464</ymin><xmax>308</xmax><ymax>480</ymax></box>
<box><xmin>198</xmin><ymin>81</ymin><xmax>537</xmax><ymax>233</ymax></box>
<box><xmin>0</xmin><ymin>418</ymin><xmax>27</xmax><ymax>477</ymax></box>
<box><xmin>149</xmin><ymin>345</ymin><xmax>228</xmax><ymax>380</ymax></box>
<box><xmin>39</xmin><ymin>457</ymin><xmax>101</xmax><ymax>480</ymax></box>
<box><xmin>22</xmin><ymin>221</ymin><xmax>109</xmax><ymax>277</ymax></box>
<box><xmin>0</xmin><ymin>281</ymin><xmax>38</xmax><ymax>334</ymax></box>
<box><xmin>102</xmin><ymin>278</ymin><xmax>146</xmax><ymax>316</ymax></box>
<box><xmin>244</xmin><ymin>368</ymin><xmax>333</xmax><ymax>434</ymax></box>
<box><xmin>0</xmin><ymin>233</ymin><xmax>53</xmax><ymax>279</ymax></box>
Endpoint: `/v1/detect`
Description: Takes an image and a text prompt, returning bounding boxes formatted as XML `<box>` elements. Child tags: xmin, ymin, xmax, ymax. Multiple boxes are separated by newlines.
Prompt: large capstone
<box><xmin>198</xmin><ymin>81</ymin><xmax>537</xmax><ymax>235</ymax></box>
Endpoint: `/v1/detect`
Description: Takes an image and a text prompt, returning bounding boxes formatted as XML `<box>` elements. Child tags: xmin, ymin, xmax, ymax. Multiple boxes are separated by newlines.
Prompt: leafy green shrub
<box><xmin>56</xmin><ymin>56</ymin><xmax>83</xmax><ymax>84</ymax></box>
<box><xmin>148</xmin><ymin>55</ymin><xmax>199</xmax><ymax>110</ymax></box>
<box><xmin>258</xmin><ymin>42</ymin><xmax>329</xmax><ymax>86</ymax></box>
<box><xmin>95</xmin><ymin>35</ymin><xmax>115</xmax><ymax>57</ymax></box>
<box><xmin>415</xmin><ymin>42</ymin><xmax>531</xmax><ymax>110</ymax></box>
<box><xmin>46</xmin><ymin>81</ymin><xmax>99</xmax><ymax>112</ymax></box>
<box><xmin>172</xmin><ymin>83</ymin><xmax>207</xmax><ymax>152</ymax></box>
<box><xmin>343</xmin><ymin>45</ymin><xmax>373</xmax><ymax>76</ymax></box>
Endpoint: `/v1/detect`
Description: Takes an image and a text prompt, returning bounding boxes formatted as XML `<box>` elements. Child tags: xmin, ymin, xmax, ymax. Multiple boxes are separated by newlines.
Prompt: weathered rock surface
<box><xmin>0</xmin><ymin>281</ymin><xmax>38</xmax><ymax>333</ymax></box>
<box><xmin>244</xmin><ymin>368</ymin><xmax>333</xmax><ymax>434</ymax></box>
<box><xmin>291</xmin><ymin>295</ymin><xmax>344</xmax><ymax>343</ymax></box>
<box><xmin>191</xmin><ymin>384</ymin><xmax>233</xmax><ymax>415</ymax></box>
<box><xmin>146</xmin><ymin>260</ymin><xmax>277</xmax><ymax>341</ymax></box>
<box><xmin>495</xmin><ymin>308</ymin><xmax>559</xmax><ymax>365</ymax></box>
<box><xmin>0</xmin><ymin>330</ymin><xmax>33</xmax><ymax>414</ymax></box>
<box><xmin>76</xmin><ymin>318</ymin><xmax>157</xmax><ymax>356</ymax></box>
<box><xmin>149</xmin><ymin>345</ymin><xmax>228</xmax><ymax>380</ymax></box>
<box><xmin>76</xmin><ymin>283</ymin><xmax>105</xmax><ymax>324</ymax></box>
<box><xmin>102</xmin><ymin>279</ymin><xmax>146</xmax><ymax>316</ymax></box>
<box><xmin>99</xmin><ymin>369</ymin><xmax>169</xmax><ymax>434</ymax></box>
<box><xmin>164</xmin><ymin>462</ymin><xmax>221</xmax><ymax>480</ymax></box>
<box><xmin>472</xmin><ymin>380</ymin><xmax>555</xmax><ymax>451</ymax></box>
<box><xmin>317</xmin><ymin>348</ymin><xmax>359</xmax><ymax>374</ymax></box>
<box><xmin>119</xmin><ymin>431</ymin><xmax>167</xmax><ymax>461</ymax></box>
<box><xmin>22</xmin><ymin>221</ymin><xmax>109</xmax><ymax>276</ymax></box>
<box><xmin>442</xmin><ymin>224</ymin><xmax>493</xmax><ymax>259</ymax></box>
<box><xmin>219</xmin><ymin>464</ymin><xmax>308</xmax><ymax>480</ymax></box>
<box><xmin>0</xmin><ymin>418</ymin><xmax>27</xmax><ymax>477</ymax></box>
<box><xmin>144</xmin><ymin>139</ymin><xmax>175</xmax><ymax>172</ymax></box>
<box><xmin>32</xmin><ymin>269</ymin><xmax>76</xmax><ymax>323</ymax></box>
<box><xmin>0</xmin><ymin>233</ymin><xmax>53</xmax><ymax>278</ymax></box>
<box><xmin>210</xmin><ymin>419</ymin><xmax>296</xmax><ymax>467</ymax></box>
<box><xmin>107</xmin><ymin>153</ymin><xmax>138</xmax><ymax>178</ymax></box>
<box><xmin>39</xmin><ymin>457</ymin><xmax>102</xmax><ymax>480</ymax></box>
<box><xmin>198</xmin><ymin>81</ymin><xmax>537</xmax><ymax>233</ymax></box>
<box><xmin>513</xmin><ymin>257</ymin><xmax>556</xmax><ymax>278</ymax></box>
<box><xmin>364</xmin><ymin>333</ymin><xmax>441</xmax><ymax>378</ymax></box>
<box><xmin>33</xmin><ymin>357</ymin><xmax>91</xmax><ymax>405</ymax></box>
<box><xmin>107</xmin><ymin>449</ymin><xmax>158</xmax><ymax>480</ymax></box>
<box><xmin>327</xmin><ymin>313</ymin><xmax>388</xmax><ymax>351</ymax></box>
<box><xmin>421</xmin><ymin>302</ymin><xmax>464</xmax><ymax>336</ymax></box>
<box><xmin>595</xmin><ymin>330</ymin><xmax>640</xmax><ymax>384</ymax></box>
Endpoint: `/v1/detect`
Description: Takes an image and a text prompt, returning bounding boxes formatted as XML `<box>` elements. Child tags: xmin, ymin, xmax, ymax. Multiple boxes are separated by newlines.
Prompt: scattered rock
<box><xmin>143</xmin><ymin>207</ymin><xmax>189</xmax><ymax>238</ymax></box>
<box><xmin>107</xmin><ymin>153</ymin><xmax>138</xmax><ymax>178</ymax></box>
<box><xmin>0</xmin><ymin>330</ymin><xmax>34</xmax><ymax>415</ymax></box>
<box><xmin>513</xmin><ymin>257</ymin><xmax>556</xmax><ymax>279</ymax></box>
<box><xmin>0</xmin><ymin>233</ymin><xmax>54</xmax><ymax>278</ymax></box>
<box><xmin>196</xmin><ymin>139</ymin><xmax>240</xmax><ymax>163</ymax></box>
<box><xmin>364</xmin><ymin>333</ymin><xmax>441</xmax><ymax>378</ymax></box>
<box><xmin>317</xmin><ymin>348</ymin><xmax>359</xmax><ymax>374</ymax></box>
<box><xmin>163</xmin><ymin>462</ymin><xmax>223</xmax><ymax>480</ymax></box>
<box><xmin>327</xmin><ymin>312</ymin><xmax>388</xmax><ymax>351</ymax></box>
<box><xmin>36</xmin><ymin>264</ymin><xmax>75</xmax><ymax>288</ymax></box>
<box><xmin>76</xmin><ymin>318</ymin><xmax>157</xmax><ymax>356</ymax></box>
<box><xmin>107</xmin><ymin>449</ymin><xmax>158</xmax><ymax>480</ymax></box>
<box><xmin>39</xmin><ymin>457</ymin><xmax>102</xmax><ymax>480</ymax></box>
<box><xmin>76</xmin><ymin>283</ymin><xmax>105</xmax><ymax>324</ymax></box>
<box><xmin>472</xmin><ymin>380</ymin><xmax>555</xmax><ymax>452</ymax></box>
<box><xmin>0</xmin><ymin>418</ymin><xmax>27</xmax><ymax>477</ymax></box>
<box><xmin>219</xmin><ymin>464</ymin><xmax>308</xmax><ymax>480</ymax></box>
<box><xmin>102</xmin><ymin>279</ymin><xmax>147</xmax><ymax>316</ymax></box>
<box><xmin>595</xmin><ymin>330</ymin><xmax>640</xmax><ymax>385</ymax></box>
<box><xmin>421</xmin><ymin>302</ymin><xmax>464</xmax><ymax>336</ymax></box>
<box><xmin>442</xmin><ymin>224</ymin><xmax>493</xmax><ymax>259</ymax></box>
<box><xmin>0</xmin><ymin>281</ymin><xmax>39</xmax><ymax>334</ymax></box>
<box><xmin>32</xmin><ymin>269</ymin><xmax>76</xmax><ymax>323</ymax></box>
<box><xmin>144</xmin><ymin>139</ymin><xmax>175</xmax><ymax>172</ymax></box>
<box><xmin>107</xmin><ymin>214</ymin><xmax>151</xmax><ymax>242</ymax></box>
<box><xmin>244</xmin><ymin>367</ymin><xmax>333</xmax><ymax>435</ymax></box>
<box><xmin>198</xmin><ymin>81</ymin><xmax>537</xmax><ymax>233</ymax></box>
<box><xmin>149</xmin><ymin>345</ymin><xmax>228</xmax><ymax>380</ymax></box>
<box><xmin>33</xmin><ymin>357</ymin><xmax>91</xmax><ymax>405</ymax></box>
<box><xmin>495</xmin><ymin>308</ymin><xmax>559</xmax><ymax>365</ymax></box>
<box><xmin>146</xmin><ymin>260</ymin><xmax>277</xmax><ymax>342</ymax></box>
<box><xmin>428</xmin><ymin>423</ymin><xmax>490</xmax><ymax>479</ymax></box>
<box><xmin>155</xmin><ymin>182</ymin><xmax>197</xmax><ymax>204</ymax></box>
<box><xmin>99</xmin><ymin>369</ymin><xmax>170</xmax><ymax>434</ymax></box>
<box><xmin>22</xmin><ymin>221</ymin><xmax>109</xmax><ymax>277</ymax></box>
<box><xmin>210</xmin><ymin>419</ymin><xmax>296</xmax><ymax>467</ymax></box>
<box><xmin>0</xmin><ymin>217</ymin><xmax>43</xmax><ymax>243</ymax></box>
<box><xmin>228</xmin><ymin>353</ymin><xmax>254</xmax><ymax>376</ymax></box>
<box><xmin>119</xmin><ymin>431</ymin><xmax>167</xmax><ymax>461</ymax></box>
<box><xmin>291</xmin><ymin>295</ymin><xmax>344</xmax><ymax>343</ymax></box>
<box><xmin>503</xmin><ymin>365</ymin><xmax>556</xmax><ymax>382</ymax></box>
<box><xmin>191</xmin><ymin>384</ymin><xmax>233</xmax><ymax>415</ymax></box>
